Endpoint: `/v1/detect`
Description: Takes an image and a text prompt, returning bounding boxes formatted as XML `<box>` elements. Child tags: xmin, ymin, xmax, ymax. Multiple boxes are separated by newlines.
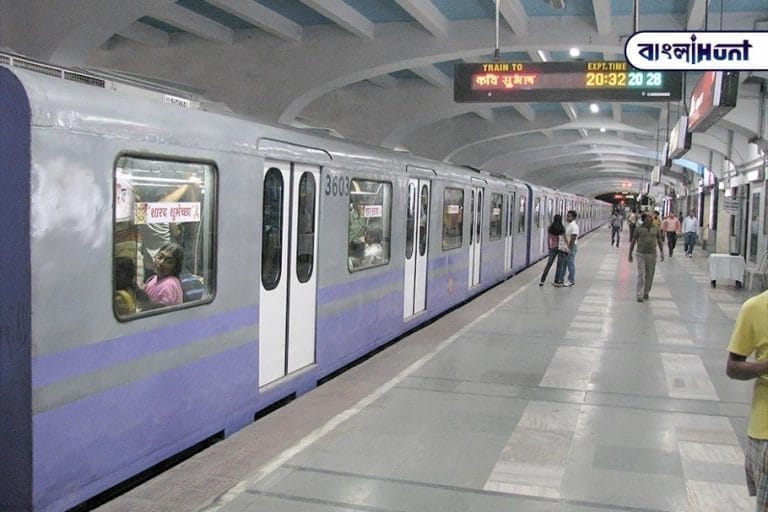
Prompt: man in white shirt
<box><xmin>682</xmin><ymin>210</ymin><xmax>698</xmax><ymax>258</ymax></box>
<box><xmin>564</xmin><ymin>210</ymin><xmax>580</xmax><ymax>286</ymax></box>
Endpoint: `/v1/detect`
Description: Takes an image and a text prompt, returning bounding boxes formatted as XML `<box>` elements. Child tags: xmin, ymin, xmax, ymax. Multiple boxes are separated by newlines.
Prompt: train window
<box><xmin>113</xmin><ymin>156</ymin><xmax>216</xmax><ymax>320</ymax></box>
<box><xmin>348</xmin><ymin>179</ymin><xmax>391</xmax><ymax>271</ymax></box>
<box><xmin>405</xmin><ymin>183</ymin><xmax>416</xmax><ymax>259</ymax></box>
<box><xmin>419</xmin><ymin>184</ymin><xmax>429</xmax><ymax>256</ymax></box>
<box><xmin>518</xmin><ymin>195</ymin><xmax>527</xmax><ymax>234</ymax></box>
<box><xmin>534</xmin><ymin>198</ymin><xmax>541</xmax><ymax>229</ymax></box>
<box><xmin>442</xmin><ymin>188</ymin><xmax>464</xmax><ymax>250</ymax></box>
<box><xmin>296</xmin><ymin>172</ymin><xmax>316</xmax><ymax>284</ymax></box>
<box><xmin>489</xmin><ymin>193</ymin><xmax>503</xmax><ymax>240</ymax></box>
<box><xmin>262</xmin><ymin>168</ymin><xmax>284</xmax><ymax>290</ymax></box>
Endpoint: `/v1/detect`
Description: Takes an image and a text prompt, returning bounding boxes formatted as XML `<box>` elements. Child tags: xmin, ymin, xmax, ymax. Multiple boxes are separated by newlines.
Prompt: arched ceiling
<box><xmin>2</xmin><ymin>0</ymin><xmax>767</xmax><ymax>198</ymax></box>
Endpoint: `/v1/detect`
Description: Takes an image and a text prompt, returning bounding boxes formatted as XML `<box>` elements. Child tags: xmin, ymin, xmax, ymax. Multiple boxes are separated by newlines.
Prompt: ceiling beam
<box><xmin>474</xmin><ymin>109</ymin><xmax>495</xmax><ymax>122</ymax></box>
<box><xmin>117</xmin><ymin>21</ymin><xmax>169</xmax><ymax>47</ymax></box>
<box><xmin>393</xmin><ymin>0</ymin><xmax>448</xmax><ymax>38</ymax></box>
<box><xmin>563</xmin><ymin>103</ymin><xmax>578</xmax><ymax>121</ymax></box>
<box><xmin>150</xmin><ymin>3</ymin><xmax>233</xmax><ymax>44</ymax></box>
<box><xmin>368</xmin><ymin>75</ymin><xmax>397</xmax><ymax>88</ymax></box>
<box><xmin>497</xmin><ymin>0</ymin><xmax>528</xmax><ymax>35</ymax></box>
<box><xmin>592</xmin><ymin>0</ymin><xmax>612</xmax><ymax>34</ymax></box>
<box><xmin>207</xmin><ymin>0</ymin><xmax>302</xmax><ymax>42</ymax></box>
<box><xmin>612</xmin><ymin>103</ymin><xmax>622</xmax><ymax>122</ymax></box>
<box><xmin>299</xmin><ymin>0</ymin><xmax>374</xmax><ymax>39</ymax></box>
<box><xmin>410</xmin><ymin>65</ymin><xmax>450</xmax><ymax>89</ymax></box>
<box><xmin>513</xmin><ymin>104</ymin><xmax>536</xmax><ymax>122</ymax></box>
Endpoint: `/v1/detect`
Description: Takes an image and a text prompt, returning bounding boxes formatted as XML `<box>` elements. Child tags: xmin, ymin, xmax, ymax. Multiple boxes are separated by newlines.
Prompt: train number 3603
<box><xmin>324</xmin><ymin>175</ymin><xmax>350</xmax><ymax>197</ymax></box>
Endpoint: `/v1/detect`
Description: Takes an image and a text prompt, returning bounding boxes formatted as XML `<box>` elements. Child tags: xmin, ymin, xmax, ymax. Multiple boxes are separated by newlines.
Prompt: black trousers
<box><xmin>666</xmin><ymin>232</ymin><xmax>678</xmax><ymax>256</ymax></box>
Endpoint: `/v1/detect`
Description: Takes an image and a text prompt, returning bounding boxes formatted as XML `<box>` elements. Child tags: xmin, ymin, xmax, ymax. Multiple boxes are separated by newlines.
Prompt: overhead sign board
<box><xmin>453</xmin><ymin>61</ymin><xmax>682</xmax><ymax>103</ymax></box>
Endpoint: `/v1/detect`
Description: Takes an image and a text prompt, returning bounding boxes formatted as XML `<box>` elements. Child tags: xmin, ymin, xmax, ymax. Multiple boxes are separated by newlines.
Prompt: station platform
<box><xmin>96</xmin><ymin>227</ymin><xmax>761</xmax><ymax>512</ymax></box>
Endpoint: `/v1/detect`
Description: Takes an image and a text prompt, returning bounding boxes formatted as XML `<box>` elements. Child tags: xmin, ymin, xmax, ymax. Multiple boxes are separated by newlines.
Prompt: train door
<box><xmin>535</xmin><ymin>195</ymin><xmax>545</xmax><ymax>254</ymax></box>
<box><xmin>404</xmin><ymin>179</ymin><xmax>430</xmax><ymax>319</ymax></box>
<box><xmin>504</xmin><ymin>189</ymin><xmax>514</xmax><ymax>272</ymax></box>
<box><xmin>468</xmin><ymin>185</ymin><xmax>483</xmax><ymax>287</ymax></box>
<box><xmin>259</xmin><ymin>161</ymin><xmax>319</xmax><ymax>387</ymax></box>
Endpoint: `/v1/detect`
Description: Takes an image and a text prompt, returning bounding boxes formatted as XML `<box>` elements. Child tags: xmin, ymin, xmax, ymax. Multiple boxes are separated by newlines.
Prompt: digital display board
<box><xmin>454</xmin><ymin>61</ymin><xmax>683</xmax><ymax>102</ymax></box>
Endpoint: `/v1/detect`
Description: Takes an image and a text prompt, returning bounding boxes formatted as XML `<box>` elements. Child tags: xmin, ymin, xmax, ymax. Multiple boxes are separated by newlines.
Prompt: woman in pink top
<box><xmin>144</xmin><ymin>243</ymin><xmax>184</xmax><ymax>307</ymax></box>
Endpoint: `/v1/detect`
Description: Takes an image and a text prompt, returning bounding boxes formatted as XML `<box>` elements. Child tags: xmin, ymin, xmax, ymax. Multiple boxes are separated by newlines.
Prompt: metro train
<box><xmin>0</xmin><ymin>60</ymin><xmax>610</xmax><ymax>511</ymax></box>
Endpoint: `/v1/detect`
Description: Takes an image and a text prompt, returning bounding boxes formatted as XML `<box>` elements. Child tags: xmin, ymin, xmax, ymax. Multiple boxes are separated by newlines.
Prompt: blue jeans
<box><xmin>566</xmin><ymin>244</ymin><xmax>577</xmax><ymax>283</ymax></box>
<box><xmin>684</xmin><ymin>232</ymin><xmax>696</xmax><ymax>255</ymax></box>
<box><xmin>540</xmin><ymin>249</ymin><xmax>567</xmax><ymax>283</ymax></box>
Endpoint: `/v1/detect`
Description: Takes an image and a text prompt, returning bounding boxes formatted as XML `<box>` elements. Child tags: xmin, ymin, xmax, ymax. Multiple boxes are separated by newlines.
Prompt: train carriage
<box><xmin>0</xmin><ymin>64</ymin><xmax>610</xmax><ymax>511</ymax></box>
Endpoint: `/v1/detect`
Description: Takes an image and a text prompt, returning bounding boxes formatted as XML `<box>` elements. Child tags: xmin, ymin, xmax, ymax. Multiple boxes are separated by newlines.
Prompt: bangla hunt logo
<box><xmin>625</xmin><ymin>31</ymin><xmax>768</xmax><ymax>71</ymax></box>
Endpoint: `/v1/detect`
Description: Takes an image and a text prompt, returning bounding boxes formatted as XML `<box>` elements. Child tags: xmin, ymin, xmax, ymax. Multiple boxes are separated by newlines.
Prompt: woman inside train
<box><xmin>143</xmin><ymin>243</ymin><xmax>185</xmax><ymax>307</ymax></box>
<box><xmin>114</xmin><ymin>256</ymin><xmax>151</xmax><ymax>316</ymax></box>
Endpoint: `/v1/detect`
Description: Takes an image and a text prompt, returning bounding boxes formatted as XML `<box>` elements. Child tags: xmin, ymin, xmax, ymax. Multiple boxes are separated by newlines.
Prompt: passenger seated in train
<box><xmin>143</xmin><ymin>243</ymin><xmax>185</xmax><ymax>307</ymax></box>
<box><xmin>361</xmin><ymin>226</ymin><xmax>384</xmax><ymax>266</ymax></box>
<box><xmin>114</xmin><ymin>256</ymin><xmax>151</xmax><ymax>316</ymax></box>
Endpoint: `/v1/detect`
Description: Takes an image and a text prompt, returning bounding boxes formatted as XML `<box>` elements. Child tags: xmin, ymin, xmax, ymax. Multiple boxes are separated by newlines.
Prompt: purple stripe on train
<box><xmin>32</xmin><ymin>341</ymin><xmax>258</xmax><ymax>512</ymax></box>
<box><xmin>32</xmin><ymin>305</ymin><xmax>258</xmax><ymax>388</ymax></box>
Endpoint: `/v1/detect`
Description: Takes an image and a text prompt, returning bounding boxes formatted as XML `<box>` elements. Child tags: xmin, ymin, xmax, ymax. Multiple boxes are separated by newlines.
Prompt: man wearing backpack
<box><xmin>610</xmin><ymin>210</ymin><xmax>624</xmax><ymax>247</ymax></box>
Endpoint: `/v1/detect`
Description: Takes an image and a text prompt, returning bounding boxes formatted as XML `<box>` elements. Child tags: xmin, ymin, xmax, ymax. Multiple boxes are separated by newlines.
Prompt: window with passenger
<box><xmin>442</xmin><ymin>188</ymin><xmax>464</xmax><ymax>250</ymax></box>
<box><xmin>114</xmin><ymin>156</ymin><xmax>215</xmax><ymax>319</ymax></box>
<box><xmin>518</xmin><ymin>195</ymin><xmax>527</xmax><ymax>234</ymax></box>
<box><xmin>348</xmin><ymin>179</ymin><xmax>391</xmax><ymax>271</ymax></box>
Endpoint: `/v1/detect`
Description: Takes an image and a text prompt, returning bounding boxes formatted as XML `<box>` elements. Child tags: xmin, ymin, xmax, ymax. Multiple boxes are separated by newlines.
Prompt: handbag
<box><xmin>558</xmin><ymin>234</ymin><xmax>570</xmax><ymax>253</ymax></box>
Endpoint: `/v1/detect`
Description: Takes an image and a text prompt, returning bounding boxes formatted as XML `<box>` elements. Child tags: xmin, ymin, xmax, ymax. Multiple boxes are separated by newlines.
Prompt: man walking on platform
<box><xmin>725</xmin><ymin>289</ymin><xmax>768</xmax><ymax>508</ymax></box>
<box><xmin>610</xmin><ymin>210</ymin><xmax>623</xmax><ymax>247</ymax></box>
<box><xmin>662</xmin><ymin>211</ymin><xmax>681</xmax><ymax>257</ymax></box>
<box><xmin>682</xmin><ymin>209</ymin><xmax>698</xmax><ymax>257</ymax></box>
<box><xmin>628</xmin><ymin>209</ymin><xmax>638</xmax><ymax>241</ymax></box>
<box><xmin>628</xmin><ymin>212</ymin><xmax>664</xmax><ymax>302</ymax></box>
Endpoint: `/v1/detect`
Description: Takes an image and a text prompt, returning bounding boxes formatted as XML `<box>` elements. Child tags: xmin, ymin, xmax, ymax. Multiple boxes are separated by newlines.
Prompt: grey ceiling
<box><xmin>2</xmin><ymin>0</ymin><xmax>767</xmax><ymax>198</ymax></box>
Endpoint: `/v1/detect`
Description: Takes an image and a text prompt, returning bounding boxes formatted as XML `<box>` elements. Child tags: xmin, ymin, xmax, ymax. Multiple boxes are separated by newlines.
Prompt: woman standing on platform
<box><xmin>539</xmin><ymin>214</ymin><xmax>568</xmax><ymax>287</ymax></box>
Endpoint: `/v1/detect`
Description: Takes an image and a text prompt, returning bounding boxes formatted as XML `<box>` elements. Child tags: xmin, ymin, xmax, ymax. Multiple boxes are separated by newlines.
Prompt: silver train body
<box><xmin>0</xmin><ymin>66</ymin><xmax>611</xmax><ymax>511</ymax></box>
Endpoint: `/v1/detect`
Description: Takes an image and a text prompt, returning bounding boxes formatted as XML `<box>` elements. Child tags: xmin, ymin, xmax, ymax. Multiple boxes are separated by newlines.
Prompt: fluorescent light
<box><xmin>590</xmin><ymin>103</ymin><xmax>599</xmax><ymax>113</ymax></box>
<box><xmin>537</xmin><ymin>50</ymin><xmax>548</xmax><ymax>62</ymax></box>
<box><xmin>569</xmin><ymin>47</ymin><xmax>580</xmax><ymax>58</ymax></box>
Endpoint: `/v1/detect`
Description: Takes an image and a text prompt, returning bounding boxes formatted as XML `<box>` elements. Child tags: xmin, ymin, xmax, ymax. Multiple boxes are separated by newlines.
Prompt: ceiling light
<box><xmin>550</xmin><ymin>0</ymin><xmax>567</xmax><ymax>10</ymax></box>
<box><xmin>569</xmin><ymin>47</ymin><xmax>580</xmax><ymax>58</ymax></box>
<box><xmin>600</xmin><ymin>127</ymin><xmax>606</xmax><ymax>132</ymax></box>
<box><xmin>536</xmin><ymin>50</ymin><xmax>548</xmax><ymax>62</ymax></box>
<box><xmin>590</xmin><ymin>103</ymin><xmax>599</xmax><ymax>113</ymax></box>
